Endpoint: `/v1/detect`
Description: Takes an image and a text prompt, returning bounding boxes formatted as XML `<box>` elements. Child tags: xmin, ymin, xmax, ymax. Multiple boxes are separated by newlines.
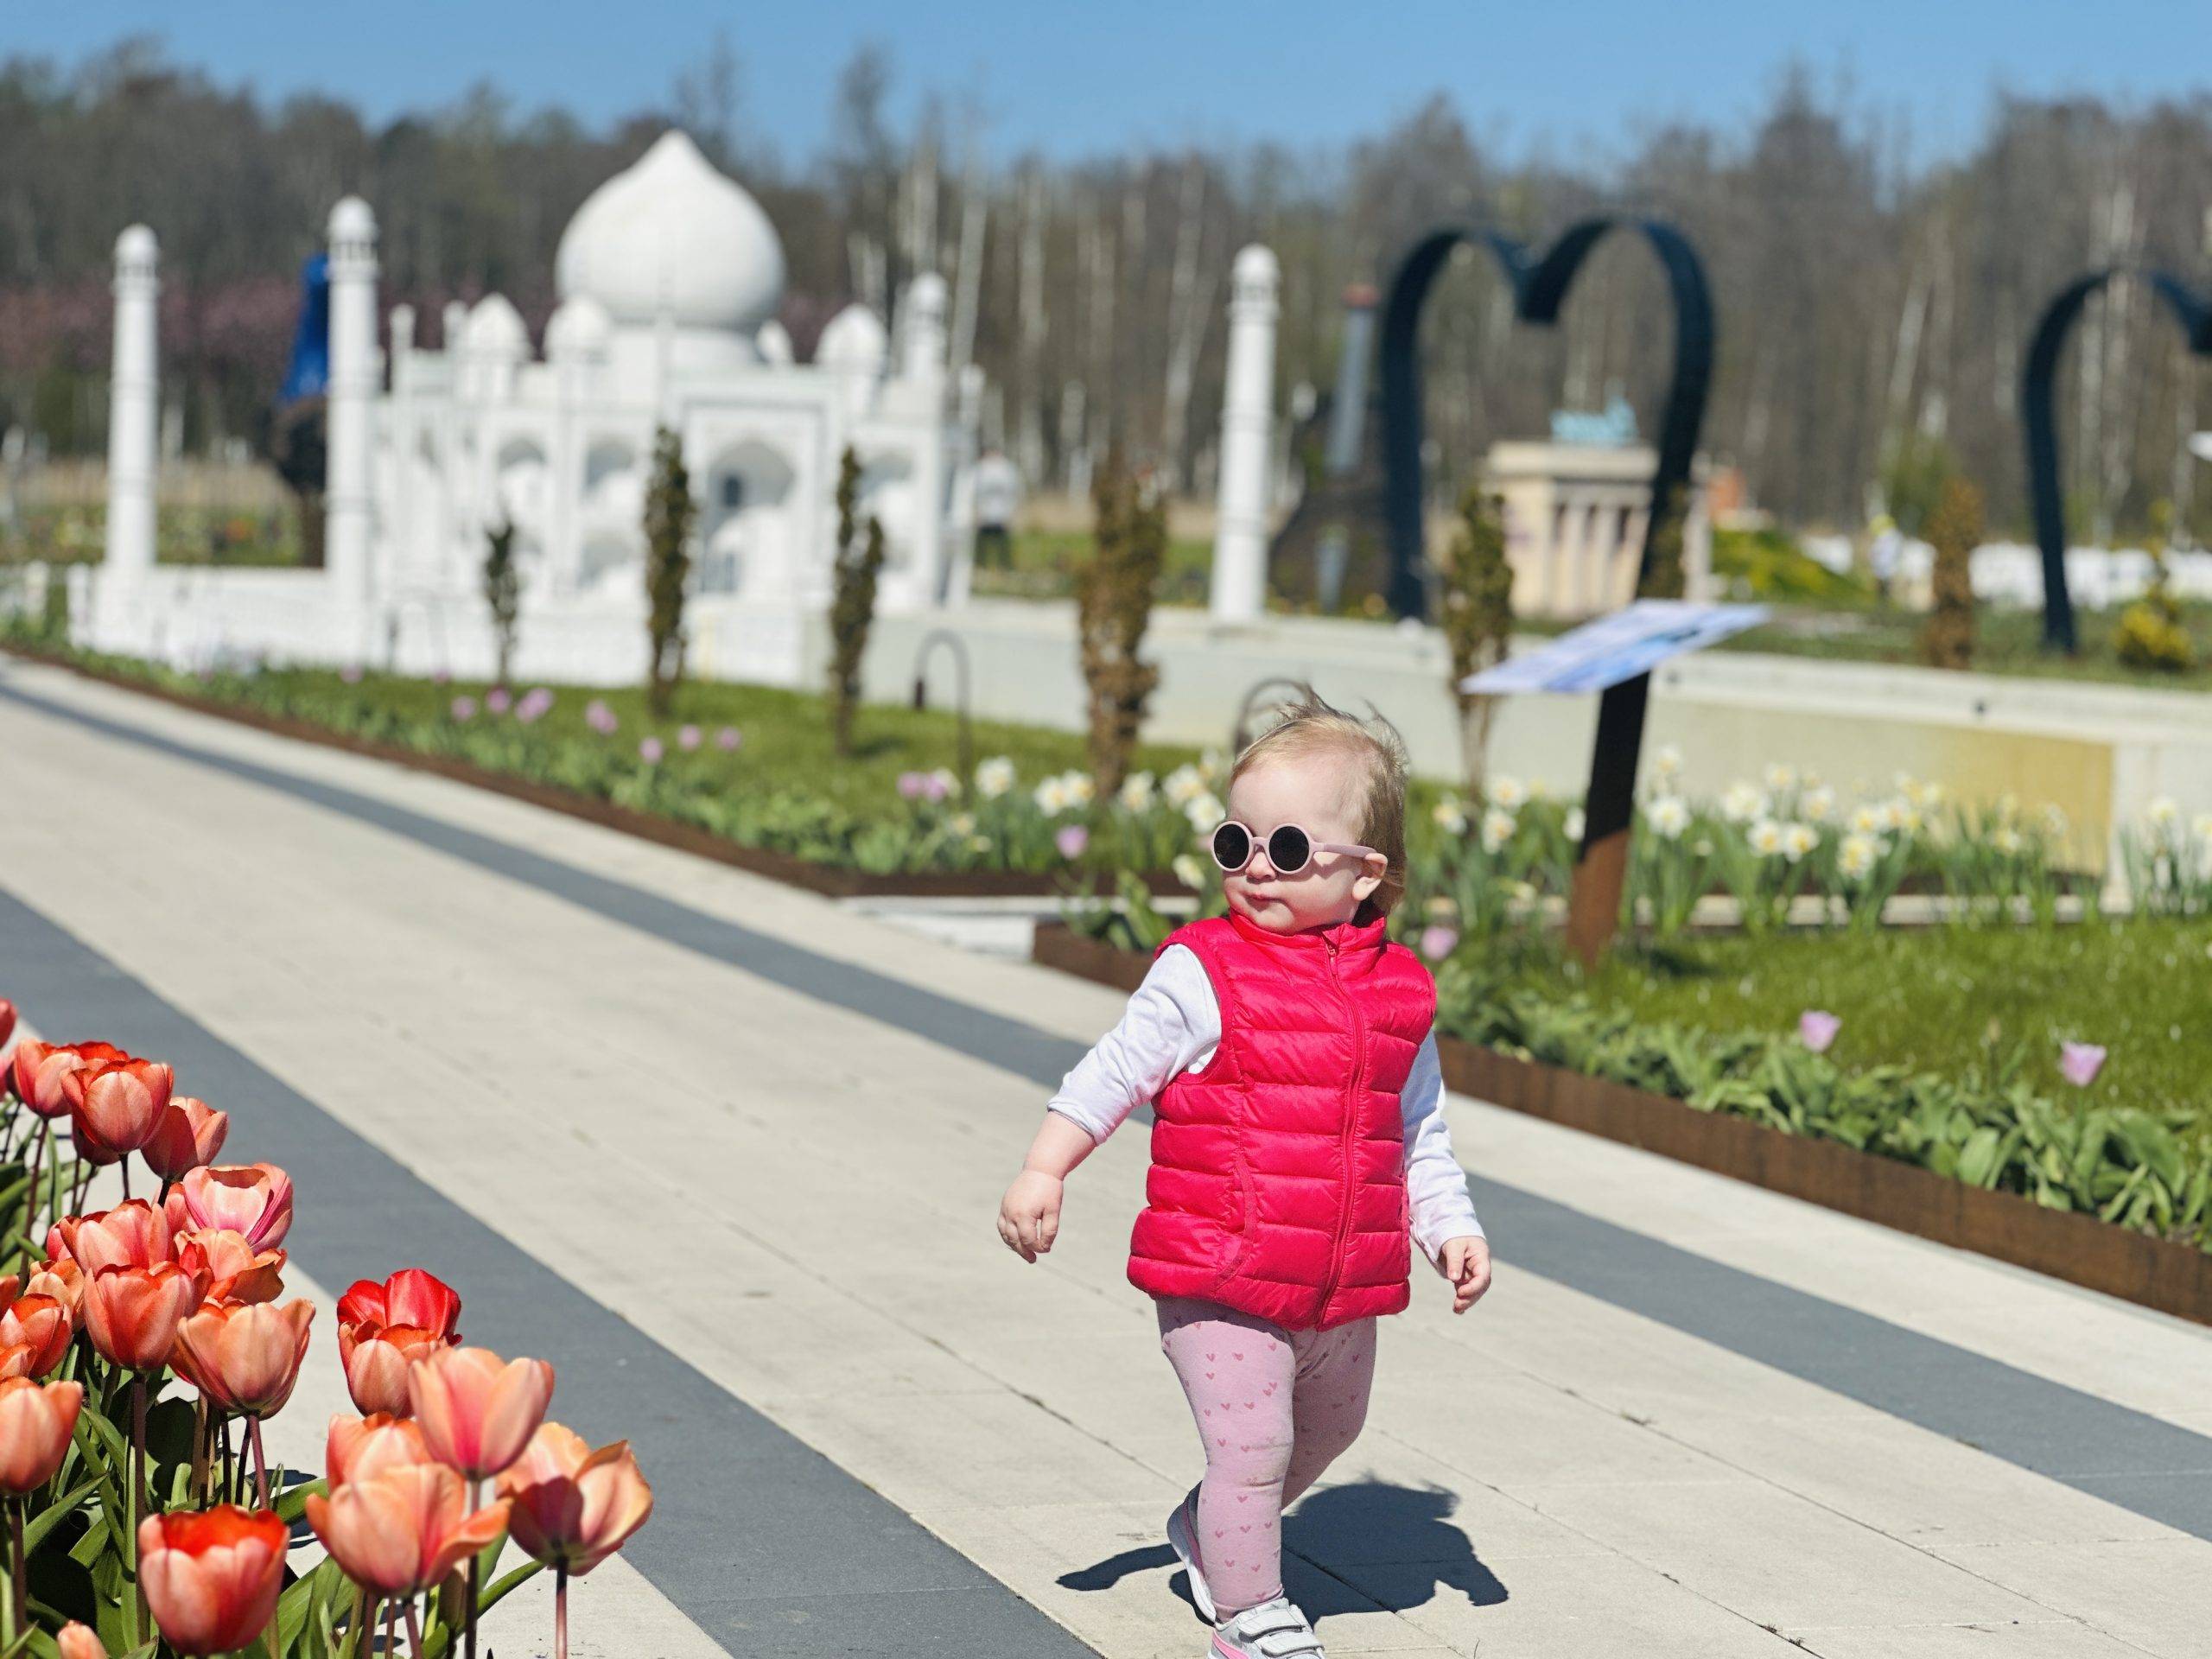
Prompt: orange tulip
<box><xmin>83</xmin><ymin>1262</ymin><xmax>198</xmax><ymax>1371</ymax></box>
<box><xmin>305</xmin><ymin>1463</ymin><xmax>510</xmax><ymax>1597</ymax></box>
<box><xmin>0</xmin><ymin>1345</ymin><xmax>35</xmax><ymax>1382</ymax></box>
<box><xmin>143</xmin><ymin>1097</ymin><xmax>230</xmax><ymax>1183</ymax></box>
<box><xmin>409</xmin><ymin>1346</ymin><xmax>555</xmax><ymax>1481</ymax></box>
<box><xmin>0</xmin><ymin>1274</ymin><xmax>19</xmax><ymax>1317</ymax></box>
<box><xmin>0</xmin><ymin>1293</ymin><xmax>73</xmax><ymax>1378</ymax></box>
<box><xmin>25</xmin><ymin>1259</ymin><xmax>83</xmax><ymax>1319</ymax></box>
<box><xmin>497</xmin><ymin>1421</ymin><xmax>654</xmax><ymax>1576</ymax></box>
<box><xmin>337</xmin><ymin>1322</ymin><xmax>444</xmax><ymax>1419</ymax></box>
<box><xmin>49</xmin><ymin>1199</ymin><xmax>174</xmax><ymax>1276</ymax></box>
<box><xmin>0</xmin><ymin>999</ymin><xmax>11</xmax><ymax>1049</ymax></box>
<box><xmin>56</xmin><ymin>1621</ymin><xmax>106</xmax><ymax>1659</ymax></box>
<box><xmin>0</xmin><ymin>1376</ymin><xmax>82</xmax><ymax>1495</ymax></box>
<box><xmin>175</xmin><ymin>1230</ymin><xmax>285</xmax><ymax>1306</ymax></box>
<box><xmin>139</xmin><ymin>1506</ymin><xmax>287</xmax><ymax>1656</ymax></box>
<box><xmin>173</xmin><ymin>1164</ymin><xmax>292</xmax><ymax>1251</ymax></box>
<box><xmin>11</xmin><ymin>1040</ymin><xmax>124</xmax><ymax>1121</ymax></box>
<box><xmin>172</xmin><ymin>1300</ymin><xmax>314</xmax><ymax>1418</ymax></box>
<box><xmin>327</xmin><ymin>1411</ymin><xmax>432</xmax><ymax>1489</ymax></box>
<box><xmin>63</xmin><ymin>1057</ymin><xmax>172</xmax><ymax>1157</ymax></box>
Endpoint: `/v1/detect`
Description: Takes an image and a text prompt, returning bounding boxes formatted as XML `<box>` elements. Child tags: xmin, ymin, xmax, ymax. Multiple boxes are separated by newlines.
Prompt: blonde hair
<box><xmin>1228</xmin><ymin>687</ymin><xmax>1410</xmax><ymax>913</ymax></box>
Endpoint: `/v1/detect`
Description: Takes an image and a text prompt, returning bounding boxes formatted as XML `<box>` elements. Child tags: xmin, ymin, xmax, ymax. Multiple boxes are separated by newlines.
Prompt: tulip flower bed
<box><xmin>0</xmin><ymin>1000</ymin><xmax>651</xmax><ymax>1658</ymax></box>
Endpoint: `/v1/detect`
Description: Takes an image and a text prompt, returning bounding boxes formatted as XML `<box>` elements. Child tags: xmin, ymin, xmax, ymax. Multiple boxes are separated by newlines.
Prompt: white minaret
<box><xmin>1209</xmin><ymin>245</ymin><xmax>1279</xmax><ymax>623</ymax></box>
<box><xmin>105</xmin><ymin>225</ymin><xmax>160</xmax><ymax>580</ymax></box>
<box><xmin>901</xmin><ymin>272</ymin><xmax>949</xmax><ymax>385</ymax></box>
<box><xmin>324</xmin><ymin>196</ymin><xmax>379</xmax><ymax>602</ymax></box>
<box><xmin>903</xmin><ymin>274</ymin><xmax>950</xmax><ymax>602</ymax></box>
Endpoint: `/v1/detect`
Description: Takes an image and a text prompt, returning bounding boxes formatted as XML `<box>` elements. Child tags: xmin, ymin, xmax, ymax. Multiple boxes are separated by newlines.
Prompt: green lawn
<box><xmin>1551</xmin><ymin>918</ymin><xmax>2212</xmax><ymax>1120</ymax></box>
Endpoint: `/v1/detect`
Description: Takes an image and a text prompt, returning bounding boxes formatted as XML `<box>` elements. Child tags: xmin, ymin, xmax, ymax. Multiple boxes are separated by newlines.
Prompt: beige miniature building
<box><xmin>1484</xmin><ymin>440</ymin><xmax>1711</xmax><ymax>619</ymax></box>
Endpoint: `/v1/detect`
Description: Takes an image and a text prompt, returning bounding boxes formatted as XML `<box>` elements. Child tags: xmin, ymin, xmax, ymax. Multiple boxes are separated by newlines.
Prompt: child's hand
<box><xmin>1438</xmin><ymin>1236</ymin><xmax>1491</xmax><ymax>1313</ymax></box>
<box><xmin>997</xmin><ymin>1171</ymin><xmax>1065</xmax><ymax>1262</ymax></box>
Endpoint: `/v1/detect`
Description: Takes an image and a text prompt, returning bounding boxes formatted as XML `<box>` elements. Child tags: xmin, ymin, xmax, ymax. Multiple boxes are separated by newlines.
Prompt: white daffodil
<box><xmin>929</xmin><ymin>767</ymin><xmax>958</xmax><ymax>799</ymax></box>
<box><xmin>1838</xmin><ymin>831</ymin><xmax>1880</xmax><ymax>880</ymax></box>
<box><xmin>1918</xmin><ymin>780</ymin><xmax>1945</xmax><ymax>810</ymax></box>
<box><xmin>1992</xmin><ymin>826</ymin><xmax>2022</xmax><ymax>855</ymax></box>
<box><xmin>1173</xmin><ymin>853</ymin><xmax>1209</xmax><ymax>890</ymax></box>
<box><xmin>1748</xmin><ymin>817</ymin><xmax>1786</xmax><ymax>858</ymax></box>
<box><xmin>1185</xmin><ymin>792</ymin><xmax>1226</xmax><ymax>833</ymax></box>
<box><xmin>1163</xmin><ymin>764</ymin><xmax>1207</xmax><ymax>807</ymax></box>
<box><xmin>1433</xmin><ymin>798</ymin><xmax>1469</xmax><ymax>835</ymax></box>
<box><xmin>1033</xmin><ymin>777</ymin><xmax>1071</xmax><ymax>816</ymax></box>
<box><xmin>2147</xmin><ymin>796</ymin><xmax>2181</xmax><ymax>828</ymax></box>
<box><xmin>1722</xmin><ymin>782</ymin><xmax>1770</xmax><ymax>824</ymax></box>
<box><xmin>1652</xmin><ymin>744</ymin><xmax>1683</xmax><ymax>778</ymax></box>
<box><xmin>1490</xmin><ymin>776</ymin><xmax>1528</xmax><ymax>810</ymax></box>
<box><xmin>1887</xmin><ymin>798</ymin><xmax>1923</xmax><ymax>836</ymax></box>
<box><xmin>1802</xmin><ymin>785</ymin><xmax>1835</xmax><ymax>822</ymax></box>
<box><xmin>1199</xmin><ymin>747</ymin><xmax>1227</xmax><ymax>781</ymax></box>
<box><xmin>1849</xmin><ymin>803</ymin><xmax>1886</xmax><ymax>836</ymax></box>
<box><xmin>976</xmin><ymin>756</ymin><xmax>1017</xmax><ymax>798</ymax></box>
<box><xmin>1646</xmin><ymin>796</ymin><xmax>1691</xmax><ymax>839</ymax></box>
<box><xmin>1764</xmin><ymin>763</ymin><xmax>1797</xmax><ymax>791</ymax></box>
<box><xmin>1120</xmin><ymin>771</ymin><xmax>1156</xmax><ymax>812</ymax></box>
<box><xmin>1481</xmin><ymin>807</ymin><xmax>1516</xmax><ymax>854</ymax></box>
<box><xmin>2192</xmin><ymin>812</ymin><xmax>2212</xmax><ymax>844</ymax></box>
<box><xmin>949</xmin><ymin>813</ymin><xmax>976</xmax><ymax>836</ymax></box>
<box><xmin>1564</xmin><ymin>806</ymin><xmax>1586</xmax><ymax>842</ymax></box>
<box><xmin>1062</xmin><ymin>771</ymin><xmax>1096</xmax><ymax>806</ymax></box>
<box><xmin>1780</xmin><ymin>822</ymin><xmax>1818</xmax><ymax>863</ymax></box>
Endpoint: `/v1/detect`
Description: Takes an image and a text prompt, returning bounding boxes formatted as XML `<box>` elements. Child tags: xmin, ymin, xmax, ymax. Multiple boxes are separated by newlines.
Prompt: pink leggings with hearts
<box><xmin>1156</xmin><ymin>1294</ymin><xmax>1378</xmax><ymax>1617</ymax></box>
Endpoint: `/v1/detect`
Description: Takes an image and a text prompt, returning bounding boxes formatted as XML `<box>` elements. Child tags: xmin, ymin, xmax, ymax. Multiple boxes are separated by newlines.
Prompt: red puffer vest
<box><xmin>1125</xmin><ymin>907</ymin><xmax>1436</xmax><ymax>1331</ymax></box>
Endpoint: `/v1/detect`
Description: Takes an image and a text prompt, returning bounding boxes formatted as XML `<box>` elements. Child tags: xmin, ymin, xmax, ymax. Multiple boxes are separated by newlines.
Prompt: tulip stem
<box><xmin>190</xmin><ymin>1397</ymin><xmax>210</xmax><ymax>1506</ymax></box>
<box><xmin>9</xmin><ymin>1501</ymin><xmax>24</xmax><ymax>1642</ymax></box>
<box><xmin>408</xmin><ymin>1599</ymin><xmax>427</xmax><ymax>1657</ymax></box>
<box><xmin>556</xmin><ymin>1563</ymin><xmax>569</xmax><ymax>1659</ymax></box>
<box><xmin>126</xmin><ymin>1376</ymin><xmax>144</xmax><ymax>1648</ymax></box>
<box><xmin>22</xmin><ymin>1122</ymin><xmax>44</xmax><ymax>1236</ymax></box>
<box><xmin>119</xmin><ymin>1156</ymin><xmax>131</xmax><ymax>1202</ymax></box>
<box><xmin>248</xmin><ymin>1414</ymin><xmax>270</xmax><ymax>1510</ymax></box>
<box><xmin>464</xmin><ymin>1476</ymin><xmax>483</xmax><ymax>1659</ymax></box>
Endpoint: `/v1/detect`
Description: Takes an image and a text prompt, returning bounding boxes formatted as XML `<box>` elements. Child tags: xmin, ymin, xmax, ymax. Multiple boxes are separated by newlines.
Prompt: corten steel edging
<box><xmin>1028</xmin><ymin>922</ymin><xmax>2212</xmax><ymax>1328</ymax></box>
<box><xmin>0</xmin><ymin>644</ymin><xmax>1179</xmax><ymax>902</ymax></box>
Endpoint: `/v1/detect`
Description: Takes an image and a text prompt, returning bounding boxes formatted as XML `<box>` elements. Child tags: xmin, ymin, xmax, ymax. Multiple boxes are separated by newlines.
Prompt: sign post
<box><xmin>1461</xmin><ymin>601</ymin><xmax>1769</xmax><ymax>965</ymax></box>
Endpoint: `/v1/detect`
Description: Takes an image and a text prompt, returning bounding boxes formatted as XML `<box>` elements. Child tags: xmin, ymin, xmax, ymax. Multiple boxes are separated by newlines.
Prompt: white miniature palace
<box><xmin>77</xmin><ymin>130</ymin><xmax>977</xmax><ymax>684</ymax></box>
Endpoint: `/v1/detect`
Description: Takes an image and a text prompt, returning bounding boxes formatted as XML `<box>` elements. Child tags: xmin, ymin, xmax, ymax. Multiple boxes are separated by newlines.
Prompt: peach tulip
<box><xmin>143</xmin><ymin>1096</ymin><xmax>230</xmax><ymax>1183</ymax></box>
<box><xmin>326</xmin><ymin>1411</ymin><xmax>432</xmax><ymax>1488</ymax></box>
<box><xmin>172</xmin><ymin>1300</ymin><xmax>314</xmax><ymax>1418</ymax></box>
<box><xmin>139</xmin><ymin>1506</ymin><xmax>287</xmax><ymax>1657</ymax></box>
<box><xmin>0</xmin><ymin>1376</ymin><xmax>82</xmax><ymax>1495</ymax></box>
<box><xmin>0</xmin><ymin>1344</ymin><xmax>36</xmax><ymax>1382</ymax></box>
<box><xmin>409</xmin><ymin>1346</ymin><xmax>555</xmax><ymax>1480</ymax></box>
<box><xmin>49</xmin><ymin>1199</ymin><xmax>174</xmax><ymax>1275</ymax></box>
<box><xmin>11</xmin><ymin>1040</ymin><xmax>124</xmax><ymax>1121</ymax></box>
<box><xmin>82</xmin><ymin>1262</ymin><xmax>199</xmax><ymax>1371</ymax></box>
<box><xmin>498</xmin><ymin>1421</ymin><xmax>654</xmax><ymax>1575</ymax></box>
<box><xmin>0</xmin><ymin>1293</ymin><xmax>73</xmax><ymax>1378</ymax></box>
<box><xmin>25</xmin><ymin>1259</ymin><xmax>83</xmax><ymax>1319</ymax></box>
<box><xmin>63</xmin><ymin>1057</ymin><xmax>172</xmax><ymax>1157</ymax></box>
<box><xmin>175</xmin><ymin>1230</ymin><xmax>285</xmax><ymax>1306</ymax></box>
<box><xmin>174</xmin><ymin>1164</ymin><xmax>292</xmax><ymax>1250</ymax></box>
<box><xmin>337</xmin><ymin>1322</ymin><xmax>444</xmax><ymax>1419</ymax></box>
<box><xmin>305</xmin><ymin>1463</ymin><xmax>510</xmax><ymax>1597</ymax></box>
<box><xmin>56</xmin><ymin>1622</ymin><xmax>106</xmax><ymax>1659</ymax></box>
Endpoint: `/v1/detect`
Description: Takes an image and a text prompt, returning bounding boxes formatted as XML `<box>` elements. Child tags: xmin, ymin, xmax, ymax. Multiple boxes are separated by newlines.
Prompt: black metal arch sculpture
<box><xmin>1376</xmin><ymin>216</ymin><xmax>1714</xmax><ymax>961</ymax></box>
<box><xmin>2022</xmin><ymin>268</ymin><xmax>2212</xmax><ymax>655</ymax></box>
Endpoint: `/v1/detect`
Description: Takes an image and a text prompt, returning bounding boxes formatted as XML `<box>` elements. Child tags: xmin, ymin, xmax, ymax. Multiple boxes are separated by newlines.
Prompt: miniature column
<box><xmin>324</xmin><ymin>196</ymin><xmax>379</xmax><ymax>601</ymax></box>
<box><xmin>1210</xmin><ymin>245</ymin><xmax>1279</xmax><ymax>623</ymax></box>
<box><xmin>105</xmin><ymin>226</ymin><xmax>160</xmax><ymax>580</ymax></box>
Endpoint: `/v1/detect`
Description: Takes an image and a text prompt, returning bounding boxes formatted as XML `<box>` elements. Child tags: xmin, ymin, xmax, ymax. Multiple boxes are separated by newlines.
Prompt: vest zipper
<box><xmin>1316</xmin><ymin>933</ymin><xmax>1364</xmax><ymax>1324</ymax></box>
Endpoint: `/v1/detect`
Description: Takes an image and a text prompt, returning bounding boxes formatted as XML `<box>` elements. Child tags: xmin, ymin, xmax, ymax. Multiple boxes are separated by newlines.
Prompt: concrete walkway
<box><xmin>3</xmin><ymin>655</ymin><xmax>2210</xmax><ymax>1658</ymax></box>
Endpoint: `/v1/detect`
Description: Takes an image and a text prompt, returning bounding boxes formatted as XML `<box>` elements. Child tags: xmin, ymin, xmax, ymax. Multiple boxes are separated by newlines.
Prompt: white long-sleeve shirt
<box><xmin>1047</xmin><ymin>944</ymin><xmax>1484</xmax><ymax>1265</ymax></box>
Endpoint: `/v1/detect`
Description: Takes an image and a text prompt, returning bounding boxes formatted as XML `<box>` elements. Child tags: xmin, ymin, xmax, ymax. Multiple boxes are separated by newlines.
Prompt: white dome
<box><xmin>816</xmin><ymin>303</ymin><xmax>888</xmax><ymax>374</ymax></box>
<box><xmin>463</xmin><ymin>294</ymin><xmax>529</xmax><ymax>358</ymax></box>
<box><xmin>545</xmin><ymin>295</ymin><xmax>611</xmax><ymax>358</ymax></box>
<box><xmin>555</xmin><ymin>130</ymin><xmax>785</xmax><ymax>334</ymax></box>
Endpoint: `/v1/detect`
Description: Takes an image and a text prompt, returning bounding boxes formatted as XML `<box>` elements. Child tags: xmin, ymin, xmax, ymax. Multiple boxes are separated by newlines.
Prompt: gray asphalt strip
<box><xmin>6</xmin><ymin>674</ymin><xmax>2211</xmax><ymax>1554</ymax></box>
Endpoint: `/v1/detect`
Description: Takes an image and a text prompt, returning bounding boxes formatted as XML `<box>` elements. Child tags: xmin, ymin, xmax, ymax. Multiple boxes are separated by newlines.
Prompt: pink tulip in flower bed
<box><xmin>0</xmin><ymin>999</ymin><xmax>648</xmax><ymax>1656</ymax></box>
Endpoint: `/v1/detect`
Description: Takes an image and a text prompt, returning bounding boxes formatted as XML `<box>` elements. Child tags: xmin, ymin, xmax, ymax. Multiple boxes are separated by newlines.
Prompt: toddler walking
<box><xmin>997</xmin><ymin>694</ymin><xmax>1491</xmax><ymax>1658</ymax></box>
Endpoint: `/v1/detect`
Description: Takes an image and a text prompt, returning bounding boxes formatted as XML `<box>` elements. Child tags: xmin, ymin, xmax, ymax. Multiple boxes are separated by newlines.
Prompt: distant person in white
<box><xmin>971</xmin><ymin>448</ymin><xmax>1021</xmax><ymax>571</ymax></box>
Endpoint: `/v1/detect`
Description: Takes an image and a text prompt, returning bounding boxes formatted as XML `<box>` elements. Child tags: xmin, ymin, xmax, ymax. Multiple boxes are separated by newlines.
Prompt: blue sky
<box><xmin>11</xmin><ymin>3</ymin><xmax>2202</xmax><ymax>168</ymax></box>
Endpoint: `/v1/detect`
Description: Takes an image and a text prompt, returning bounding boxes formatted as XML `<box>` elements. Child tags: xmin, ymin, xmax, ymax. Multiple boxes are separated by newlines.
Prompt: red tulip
<box><xmin>175</xmin><ymin>1230</ymin><xmax>286</xmax><ymax>1306</ymax></box>
<box><xmin>82</xmin><ymin>1263</ymin><xmax>198</xmax><ymax>1371</ymax></box>
<box><xmin>174</xmin><ymin>1165</ymin><xmax>292</xmax><ymax>1250</ymax></box>
<box><xmin>63</xmin><ymin>1057</ymin><xmax>173</xmax><ymax>1157</ymax></box>
<box><xmin>25</xmin><ymin>1259</ymin><xmax>82</xmax><ymax>1319</ymax></box>
<box><xmin>327</xmin><ymin>1412</ymin><xmax>431</xmax><ymax>1488</ymax></box>
<box><xmin>0</xmin><ymin>1376</ymin><xmax>82</xmax><ymax>1495</ymax></box>
<box><xmin>49</xmin><ymin>1199</ymin><xmax>174</xmax><ymax>1275</ymax></box>
<box><xmin>0</xmin><ymin>1294</ymin><xmax>73</xmax><ymax>1378</ymax></box>
<box><xmin>172</xmin><ymin>1300</ymin><xmax>314</xmax><ymax>1418</ymax></box>
<box><xmin>143</xmin><ymin>1097</ymin><xmax>230</xmax><ymax>1183</ymax></box>
<box><xmin>338</xmin><ymin>1268</ymin><xmax>462</xmax><ymax>1340</ymax></box>
<box><xmin>139</xmin><ymin>1506</ymin><xmax>287</xmax><ymax>1656</ymax></box>
<box><xmin>0</xmin><ymin>1345</ymin><xmax>36</xmax><ymax>1382</ymax></box>
<box><xmin>0</xmin><ymin>1000</ymin><xmax>12</xmax><ymax>1047</ymax></box>
<box><xmin>57</xmin><ymin>1622</ymin><xmax>105</xmax><ymax>1659</ymax></box>
<box><xmin>11</xmin><ymin>1040</ymin><xmax>123</xmax><ymax>1121</ymax></box>
<box><xmin>305</xmin><ymin>1464</ymin><xmax>510</xmax><ymax>1597</ymax></box>
<box><xmin>497</xmin><ymin>1421</ymin><xmax>654</xmax><ymax>1575</ymax></box>
<box><xmin>409</xmin><ymin>1346</ymin><xmax>555</xmax><ymax>1480</ymax></box>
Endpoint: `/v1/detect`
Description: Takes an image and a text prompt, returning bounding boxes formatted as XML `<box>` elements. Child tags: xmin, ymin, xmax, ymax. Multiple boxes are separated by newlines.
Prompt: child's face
<box><xmin>1219</xmin><ymin>751</ymin><xmax>1385</xmax><ymax>934</ymax></box>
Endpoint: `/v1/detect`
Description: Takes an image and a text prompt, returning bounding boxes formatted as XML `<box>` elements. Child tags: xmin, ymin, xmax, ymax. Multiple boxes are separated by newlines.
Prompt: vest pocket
<box><xmin>1208</xmin><ymin>1147</ymin><xmax>1255</xmax><ymax>1288</ymax></box>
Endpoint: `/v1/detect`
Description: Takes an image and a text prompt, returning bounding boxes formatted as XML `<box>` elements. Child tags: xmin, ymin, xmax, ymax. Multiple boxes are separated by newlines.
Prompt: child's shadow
<box><xmin>1058</xmin><ymin>1480</ymin><xmax>1505</xmax><ymax>1621</ymax></box>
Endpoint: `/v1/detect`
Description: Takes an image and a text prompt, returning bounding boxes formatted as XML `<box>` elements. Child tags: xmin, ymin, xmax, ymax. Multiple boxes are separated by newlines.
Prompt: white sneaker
<box><xmin>1166</xmin><ymin>1486</ymin><xmax>1216</xmax><ymax>1621</ymax></box>
<box><xmin>1208</xmin><ymin>1596</ymin><xmax>1325</xmax><ymax>1659</ymax></box>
